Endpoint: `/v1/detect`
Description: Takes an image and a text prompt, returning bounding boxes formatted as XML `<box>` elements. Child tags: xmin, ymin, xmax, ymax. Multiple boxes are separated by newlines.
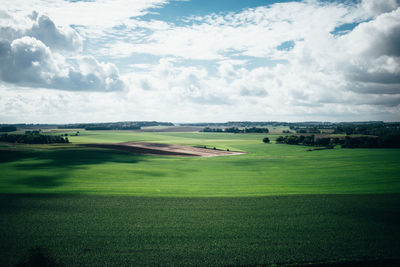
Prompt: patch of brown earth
<box><xmin>81</xmin><ymin>142</ymin><xmax>245</xmax><ymax>157</ymax></box>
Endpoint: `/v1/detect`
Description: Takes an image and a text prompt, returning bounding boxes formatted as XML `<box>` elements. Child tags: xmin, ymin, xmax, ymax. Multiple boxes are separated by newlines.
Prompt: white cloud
<box><xmin>0</xmin><ymin>11</ymin><xmax>124</xmax><ymax>91</ymax></box>
<box><xmin>2</xmin><ymin>0</ymin><xmax>168</xmax><ymax>29</ymax></box>
<box><xmin>0</xmin><ymin>37</ymin><xmax>54</xmax><ymax>83</ymax></box>
<box><xmin>360</xmin><ymin>0</ymin><xmax>399</xmax><ymax>17</ymax></box>
<box><xmin>0</xmin><ymin>83</ymin><xmax>131</xmax><ymax>123</ymax></box>
<box><xmin>1</xmin><ymin>0</ymin><xmax>399</xmax><ymax>123</ymax></box>
<box><xmin>105</xmin><ymin>1</ymin><xmax>363</xmax><ymax>60</ymax></box>
<box><xmin>53</xmin><ymin>55</ymin><xmax>124</xmax><ymax>91</ymax></box>
<box><xmin>0</xmin><ymin>11</ymin><xmax>82</xmax><ymax>52</ymax></box>
<box><xmin>29</xmin><ymin>12</ymin><xmax>82</xmax><ymax>52</ymax></box>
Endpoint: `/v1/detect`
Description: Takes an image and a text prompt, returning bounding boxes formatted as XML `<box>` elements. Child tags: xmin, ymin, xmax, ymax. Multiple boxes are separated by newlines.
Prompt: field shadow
<box><xmin>15</xmin><ymin>149</ymin><xmax>142</xmax><ymax>169</ymax></box>
<box><xmin>0</xmin><ymin>150</ymin><xmax>30</xmax><ymax>163</ymax></box>
<box><xmin>1</xmin><ymin>148</ymin><xmax>145</xmax><ymax>189</ymax></box>
<box><xmin>15</xmin><ymin>246</ymin><xmax>64</xmax><ymax>267</ymax></box>
<box><xmin>19</xmin><ymin>175</ymin><xmax>67</xmax><ymax>188</ymax></box>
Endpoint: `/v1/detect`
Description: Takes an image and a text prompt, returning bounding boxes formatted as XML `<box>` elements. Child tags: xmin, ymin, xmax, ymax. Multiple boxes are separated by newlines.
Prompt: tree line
<box><xmin>0</xmin><ymin>133</ymin><xmax>69</xmax><ymax>144</ymax></box>
<box><xmin>275</xmin><ymin>134</ymin><xmax>400</xmax><ymax>148</ymax></box>
<box><xmin>182</xmin><ymin>121</ymin><xmax>286</xmax><ymax>127</ymax></box>
<box><xmin>0</xmin><ymin>126</ymin><xmax>17</xmax><ymax>132</ymax></box>
<box><xmin>58</xmin><ymin>121</ymin><xmax>173</xmax><ymax>130</ymax></box>
<box><xmin>202</xmin><ymin>127</ymin><xmax>269</xmax><ymax>133</ymax></box>
<box><xmin>332</xmin><ymin>122</ymin><xmax>400</xmax><ymax>136</ymax></box>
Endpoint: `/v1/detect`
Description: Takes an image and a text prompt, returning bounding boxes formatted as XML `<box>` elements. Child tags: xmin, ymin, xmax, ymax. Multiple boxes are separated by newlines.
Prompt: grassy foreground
<box><xmin>1</xmin><ymin>194</ymin><xmax>400</xmax><ymax>266</ymax></box>
<box><xmin>1</xmin><ymin>131</ymin><xmax>400</xmax><ymax>266</ymax></box>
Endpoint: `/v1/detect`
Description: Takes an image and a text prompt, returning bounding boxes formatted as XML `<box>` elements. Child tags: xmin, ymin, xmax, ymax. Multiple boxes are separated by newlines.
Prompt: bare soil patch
<box><xmin>81</xmin><ymin>142</ymin><xmax>245</xmax><ymax>157</ymax></box>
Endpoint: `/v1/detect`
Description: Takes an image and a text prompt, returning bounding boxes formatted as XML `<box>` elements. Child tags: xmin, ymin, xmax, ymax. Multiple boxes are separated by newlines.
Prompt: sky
<box><xmin>0</xmin><ymin>0</ymin><xmax>399</xmax><ymax>123</ymax></box>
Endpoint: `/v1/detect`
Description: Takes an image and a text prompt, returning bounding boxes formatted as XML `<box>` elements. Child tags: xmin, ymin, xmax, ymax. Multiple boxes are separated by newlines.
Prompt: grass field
<box><xmin>1</xmin><ymin>194</ymin><xmax>400</xmax><ymax>266</ymax></box>
<box><xmin>1</xmin><ymin>130</ymin><xmax>400</xmax><ymax>266</ymax></box>
<box><xmin>1</xmin><ymin>131</ymin><xmax>400</xmax><ymax>196</ymax></box>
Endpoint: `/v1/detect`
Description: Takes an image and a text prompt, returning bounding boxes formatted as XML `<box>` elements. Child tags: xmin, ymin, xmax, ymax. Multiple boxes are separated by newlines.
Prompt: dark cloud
<box><xmin>347</xmin><ymin>69</ymin><xmax>400</xmax><ymax>84</ymax></box>
<box><xmin>341</xmin><ymin>8</ymin><xmax>400</xmax><ymax>93</ymax></box>
<box><xmin>348</xmin><ymin>82</ymin><xmax>400</xmax><ymax>95</ymax></box>
<box><xmin>362</xmin><ymin>95</ymin><xmax>400</xmax><ymax>107</ymax></box>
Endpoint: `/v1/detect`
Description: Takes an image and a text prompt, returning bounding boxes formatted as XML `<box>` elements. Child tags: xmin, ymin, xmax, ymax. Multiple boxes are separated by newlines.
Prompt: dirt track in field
<box><xmin>81</xmin><ymin>142</ymin><xmax>245</xmax><ymax>157</ymax></box>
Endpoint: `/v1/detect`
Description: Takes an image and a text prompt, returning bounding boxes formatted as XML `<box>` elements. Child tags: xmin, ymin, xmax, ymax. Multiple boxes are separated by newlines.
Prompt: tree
<box><xmin>379</xmin><ymin>133</ymin><xmax>400</xmax><ymax>148</ymax></box>
<box><xmin>262</xmin><ymin>137</ymin><xmax>270</xmax><ymax>143</ymax></box>
<box><xmin>276</xmin><ymin>136</ymin><xmax>285</xmax><ymax>143</ymax></box>
<box><xmin>303</xmin><ymin>135</ymin><xmax>315</xmax><ymax>146</ymax></box>
<box><xmin>315</xmin><ymin>137</ymin><xmax>331</xmax><ymax>147</ymax></box>
<box><xmin>286</xmin><ymin>135</ymin><xmax>299</xmax><ymax>145</ymax></box>
<box><xmin>0</xmin><ymin>126</ymin><xmax>17</xmax><ymax>132</ymax></box>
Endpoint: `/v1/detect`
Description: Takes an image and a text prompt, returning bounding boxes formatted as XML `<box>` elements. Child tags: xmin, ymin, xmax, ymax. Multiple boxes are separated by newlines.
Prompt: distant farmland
<box><xmin>1</xmin><ymin>130</ymin><xmax>400</xmax><ymax>266</ymax></box>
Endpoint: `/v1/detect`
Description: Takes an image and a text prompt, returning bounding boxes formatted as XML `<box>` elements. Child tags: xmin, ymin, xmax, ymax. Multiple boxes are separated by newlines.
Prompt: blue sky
<box><xmin>143</xmin><ymin>0</ymin><xmax>296</xmax><ymax>22</ymax></box>
<box><xmin>0</xmin><ymin>0</ymin><xmax>399</xmax><ymax>123</ymax></box>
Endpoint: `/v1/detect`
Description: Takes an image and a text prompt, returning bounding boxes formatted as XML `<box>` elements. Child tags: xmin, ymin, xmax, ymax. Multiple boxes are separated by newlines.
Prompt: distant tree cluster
<box><xmin>0</xmin><ymin>133</ymin><xmax>69</xmax><ymax>144</ymax></box>
<box><xmin>202</xmin><ymin>127</ymin><xmax>269</xmax><ymax>134</ymax></box>
<box><xmin>276</xmin><ymin>135</ymin><xmax>322</xmax><ymax>146</ymax></box>
<box><xmin>202</xmin><ymin>127</ymin><xmax>224</xmax><ymax>132</ymax></box>
<box><xmin>1</xmin><ymin>123</ymin><xmax>56</xmax><ymax>130</ymax></box>
<box><xmin>288</xmin><ymin>122</ymin><xmax>334</xmax><ymax>132</ymax></box>
<box><xmin>62</xmin><ymin>131</ymin><xmax>79</xmax><ymax>136</ymax></box>
<box><xmin>186</xmin><ymin>121</ymin><xmax>400</xmax><ymax>137</ymax></box>
<box><xmin>275</xmin><ymin>134</ymin><xmax>400</xmax><ymax>148</ymax></box>
<box><xmin>183</xmin><ymin>121</ymin><xmax>285</xmax><ymax>127</ymax></box>
<box><xmin>293</xmin><ymin>127</ymin><xmax>321</xmax><ymax>134</ymax></box>
<box><xmin>333</xmin><ymin>122</ymin><xmax>400</xmax><ymax>136</ymax></box>
<box><xmin>25</xmin><ymin>130</ymin><xmax>41</xmax><ymax>134</ymax></box>
<box><xmin>342</xmin><ymin>135</ymin><xmax>400</xmax><ymax>148</ymax></box>
<box><xmin>0</xmin><ymin>125</ymin><xmax>17</xmax><ymax>132</ymax></box>
<box><xmin>262</xmin><ymin>137</ymin><xmax>270</xmax><ymax>143</ymax></box>
<box><xmin>58</xmin><ymin>121</ymin><xmax>174</xmax><ymax>130</ymax></box>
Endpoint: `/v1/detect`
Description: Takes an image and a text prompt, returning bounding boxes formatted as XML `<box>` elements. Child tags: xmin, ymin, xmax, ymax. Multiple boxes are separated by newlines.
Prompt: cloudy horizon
<box><xmin>1</xmin><ymin>0</ymin><xmax>399</xmax><ymax>124</ymax></box>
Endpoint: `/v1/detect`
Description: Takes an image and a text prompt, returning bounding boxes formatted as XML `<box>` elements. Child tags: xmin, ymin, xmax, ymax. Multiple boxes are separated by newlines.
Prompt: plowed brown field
<box><xmin>82</xmin><ymin>142</ymin><xmax>244</xmax><ymax>157</ymax></box>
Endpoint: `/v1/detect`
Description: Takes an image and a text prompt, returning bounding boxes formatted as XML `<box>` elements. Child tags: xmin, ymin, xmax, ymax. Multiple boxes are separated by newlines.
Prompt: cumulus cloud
<box><xmin>1</xmin><ymin>0</ymin><xmax>400</xmax><ymax>122</ymax></box>
<box><xmin>360</xmin><ymin>0</ymin><xmax>399</xmax><ymax>17</ymax></box>
<box><xmin>342</xmin><ymin>8</ymin><xmax>400</xmax><ymax>58</ymax></box>
<box><xmin>29</xmin><ymin>12</ymin><xmax>82</xmax><ymax>52</ymax></box>
<box><xmin>53</xmin><ymin>56</ymin><xmax>124</xmax><ymax>91</ymax></box>
<box><xmin>132</xmin><ymin>1</ymin><xmax>398</xmax><ymax>110</ymax></box>
<box><xmin>105</xmin><ymin>0</ymin><xmax>362</xmax><ymax>60</ymax></box>
<box><xmin>0</xmin><ymin>10</ymin><xmax>82</xmax><ymax>52</ymax></box>
<box><xmin>0</xmin><ymin>10</ymin><xmax>124</xmax><ymax>91</ymax></box>
<box><xmin>129</xmin><ymin>58</ymin><xmax>230</xmax><ymax>105</ymax></box>
<box><xmin>0</xmin><ymin>37</ymin><xmax>57</xmax><ymax>85</ymax></box>
<box><xmin>337</xmin><ymin>8</ymin><xmax>400</xmax><ymax>91</ymax></box>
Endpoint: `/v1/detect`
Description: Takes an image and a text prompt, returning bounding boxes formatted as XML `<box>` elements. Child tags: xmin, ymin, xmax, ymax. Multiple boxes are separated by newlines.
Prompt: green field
<box><xmin>1</xmin><ymin>131</ymin><xmax>400</xmax><ymax>266</ymax></box>
<box><xmin>1</xmin><ymin>131</ymin><xmax>400</xmax><ymax>196</ymax></box>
